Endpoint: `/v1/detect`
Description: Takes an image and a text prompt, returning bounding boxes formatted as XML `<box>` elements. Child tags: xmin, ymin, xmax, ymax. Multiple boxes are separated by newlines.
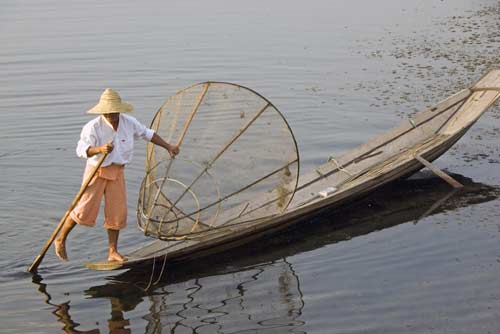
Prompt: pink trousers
<box><xmin>70</xmin><ymin>164</ymin><xmax>127</xmax><ymax>230</ymax></box>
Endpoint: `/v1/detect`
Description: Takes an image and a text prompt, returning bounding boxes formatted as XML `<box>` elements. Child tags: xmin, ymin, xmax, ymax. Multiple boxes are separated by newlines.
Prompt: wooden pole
<box><xmin>28</xmin><ymin>153</ymin><xmax>108</xmax><ymax>272</ymax></box>
<box><xmin>415</xmin><ymin>155</ymin><xmax>464</xmax><ymax>189</ymax></box>
<box><xmin>144</xmin><ymin>83</ymin><xmax>210</xmax><ymax>234</ymax></box>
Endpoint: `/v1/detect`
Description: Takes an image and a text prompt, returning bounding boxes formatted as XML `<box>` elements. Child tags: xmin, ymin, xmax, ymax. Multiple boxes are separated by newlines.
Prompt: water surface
<box><xmin>1</xmin><ymin>1</ymin><xmax>499</xmax><ymax>333</ymax></box>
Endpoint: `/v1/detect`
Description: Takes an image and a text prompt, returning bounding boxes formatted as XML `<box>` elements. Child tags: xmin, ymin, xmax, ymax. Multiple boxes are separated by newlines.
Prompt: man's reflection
<box><xmin>32</xmin><ymin>273</ymin><xmax>135</xmax><ymax>334</ymax></box>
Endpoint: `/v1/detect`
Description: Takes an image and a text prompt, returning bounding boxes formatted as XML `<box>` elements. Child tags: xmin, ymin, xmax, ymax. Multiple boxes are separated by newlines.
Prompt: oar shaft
<box><xmin>27</xmin><ymin>153</ymin><xmax>108</xmax><ymax>272</ymax></box>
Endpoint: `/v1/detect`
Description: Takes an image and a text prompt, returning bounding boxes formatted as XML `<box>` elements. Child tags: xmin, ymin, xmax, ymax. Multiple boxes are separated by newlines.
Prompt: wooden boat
<box><xmin>86</xmin><ymin>173</ymin><xmax>500</xmax><ymax>283</ymax></box>
<box><xmin>86</xmin><ymin>69</ymin><xmax>500</xmax><ymax>271</ymax></box>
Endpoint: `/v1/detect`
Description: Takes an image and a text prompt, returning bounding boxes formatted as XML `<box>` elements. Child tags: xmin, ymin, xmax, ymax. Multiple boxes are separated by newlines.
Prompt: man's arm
<box><xmin>150</xmin><ymin>133</ymin><xmax>180</xmax><ymax>158</ymax></box>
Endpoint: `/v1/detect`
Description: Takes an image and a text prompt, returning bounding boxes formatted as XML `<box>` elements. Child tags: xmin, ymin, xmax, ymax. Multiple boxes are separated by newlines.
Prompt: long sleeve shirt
<box><xmin>76</xmin><ymin>114</ymin><xmax>154</xmax><ymax>167</ymax></box>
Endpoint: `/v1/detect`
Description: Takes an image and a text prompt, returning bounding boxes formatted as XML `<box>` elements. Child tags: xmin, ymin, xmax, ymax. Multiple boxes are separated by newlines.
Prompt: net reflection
<box><xmin>88</xmin><ymin>259</ymin><xmax>306</xmax><ymax>333</ymax></box>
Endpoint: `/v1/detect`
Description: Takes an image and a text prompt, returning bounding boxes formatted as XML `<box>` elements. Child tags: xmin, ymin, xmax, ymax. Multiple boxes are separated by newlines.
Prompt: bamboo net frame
<box><xmin>137</xmin><ymin>82</ymin><xmax>300</xmax><ymax>240</ymax></box>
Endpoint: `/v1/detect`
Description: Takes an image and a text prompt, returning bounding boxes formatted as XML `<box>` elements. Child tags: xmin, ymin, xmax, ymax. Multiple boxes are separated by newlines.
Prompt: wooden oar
<box><xmin>27</xmin><ymin>153</ymin><xmax>108</xmax><ymax>272</ymax></box>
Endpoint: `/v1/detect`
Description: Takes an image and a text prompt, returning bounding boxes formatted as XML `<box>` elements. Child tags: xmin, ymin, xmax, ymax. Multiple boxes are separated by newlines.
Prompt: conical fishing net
<box><xmin>137</xmin><ymin>82</ymin><xmax>299</xmax><ymax>240</ymax></box>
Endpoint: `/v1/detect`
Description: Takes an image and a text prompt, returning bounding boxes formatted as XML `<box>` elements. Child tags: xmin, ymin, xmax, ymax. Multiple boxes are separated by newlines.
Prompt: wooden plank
<box><xmin>85</xmin><ymin>260</ymin><xmax>125</xmax><ymax>271</ymax></box>
<box><xmin>442</xmin><ymin>70</ymin><xmax>500</xmax><ymax>135</ymax></box>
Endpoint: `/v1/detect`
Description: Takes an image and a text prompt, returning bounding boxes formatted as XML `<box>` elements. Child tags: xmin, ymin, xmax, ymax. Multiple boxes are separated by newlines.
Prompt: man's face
<box><xmin>103</xmin><ymin>112</ymin><xmax>120</xmax><ymax>122</ymax></box>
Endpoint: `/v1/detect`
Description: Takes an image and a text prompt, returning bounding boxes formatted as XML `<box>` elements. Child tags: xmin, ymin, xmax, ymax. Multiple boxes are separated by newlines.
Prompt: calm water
<box><xmin>1</xmin><ymin>1</ymin><xmax>499</xmax><ymax>333</ymax></box>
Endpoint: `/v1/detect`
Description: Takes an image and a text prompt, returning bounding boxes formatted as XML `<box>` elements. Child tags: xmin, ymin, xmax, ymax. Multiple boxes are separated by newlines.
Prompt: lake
<box><xmin>1</xmin><ymin>0</ymin><xmax>499</xmax><ymax>333</ymax></box>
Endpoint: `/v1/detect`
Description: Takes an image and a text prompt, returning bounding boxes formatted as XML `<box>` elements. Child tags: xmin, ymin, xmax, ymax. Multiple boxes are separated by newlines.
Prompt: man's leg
<box><xmin>55</xmin><ymin>185</ymin><xmax>104</xmax><ymax>262</ymax></box>
<box><xmin>104</xmin><ymin>165</ymin><xmax>127</xmax><ymax>262</ymax></box>
<box><xmin>54</xmin><ymin>217</ymin><xmax>77</xmax><ymax>261</ymax></box>
<box><xmin>55</xmin><ymin>163</ymin><xmax>106</xmax><ymax>262</ymax></box>
<box><xmin>107</xmin><ymin>229</ymin><xmax>126</xmax><ymax>262</ymax></box>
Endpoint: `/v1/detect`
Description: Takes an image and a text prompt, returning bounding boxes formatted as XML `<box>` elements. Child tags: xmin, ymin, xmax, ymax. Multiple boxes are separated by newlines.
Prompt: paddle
<box><xmin>27</xmin><ymin>153</ymin><xmax>108</xmax><ymax>272</ymax></box>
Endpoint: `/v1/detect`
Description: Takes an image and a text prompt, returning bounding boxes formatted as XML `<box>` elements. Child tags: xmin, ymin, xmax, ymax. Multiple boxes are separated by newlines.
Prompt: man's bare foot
<box><xmin>54</xmin><ymin>239</ymin><xmax>68</xmax><ymax>261</ymax></box>
<box><xmin>108</xmin><ymin>250</ymin><xmax>127</xmax><ymax>263</ymax></box>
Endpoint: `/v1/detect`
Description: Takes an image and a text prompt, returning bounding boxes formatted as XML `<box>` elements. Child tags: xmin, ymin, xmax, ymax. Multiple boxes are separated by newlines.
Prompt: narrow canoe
<box><xmin>86</xmin><ymin>68</ymin><xmax>500</xmax><ymax>271</ymax></box>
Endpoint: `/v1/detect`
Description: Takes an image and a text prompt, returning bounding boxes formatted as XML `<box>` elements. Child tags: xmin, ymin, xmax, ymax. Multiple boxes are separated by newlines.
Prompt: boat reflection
<box><xmin>41</xmin><ymin>172</ymin><xmax>500</xmax><ymax>333</ymax></box>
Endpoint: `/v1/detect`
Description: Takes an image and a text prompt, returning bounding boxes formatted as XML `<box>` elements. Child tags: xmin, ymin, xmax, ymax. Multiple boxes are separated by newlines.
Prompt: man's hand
<box><xmin>167</xmin><ymin>144</ymin><xmax>180</xmax><ymax>158</ymax></box>
<box><xmin>100</xmin><ymin>141</ymin><xmax>114</xmax><ymax>154</ymax></box>
<box><xmin>150</xmin><ymin>133</ymin><xmax>179</xmax><ymax>159</ymax></box>
<box><xmin>86</xmin><ymin>141</ymin><xmax>113</xmax><ymax>157</ymax></box>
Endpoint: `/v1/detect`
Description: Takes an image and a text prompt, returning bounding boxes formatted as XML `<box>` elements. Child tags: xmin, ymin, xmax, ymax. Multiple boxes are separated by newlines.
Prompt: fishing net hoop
<box><xmin>137</xmin><ymin>81</ymin><xmax>300</xmax><ymax>241</ymax></box>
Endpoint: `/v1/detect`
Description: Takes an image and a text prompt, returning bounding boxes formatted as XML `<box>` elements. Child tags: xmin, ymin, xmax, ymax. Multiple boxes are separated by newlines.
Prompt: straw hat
<box><xmin>87</xmin><ymin>88</ymin><xmax>133</xmax><ymax>114</ymax></box>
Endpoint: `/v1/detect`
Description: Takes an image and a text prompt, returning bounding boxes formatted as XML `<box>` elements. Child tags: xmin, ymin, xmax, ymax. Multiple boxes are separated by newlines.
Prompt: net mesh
<box><xmin>137</xmin><ymin>82</ymin><xmax>299</xmax><ymax>240</ymax></box>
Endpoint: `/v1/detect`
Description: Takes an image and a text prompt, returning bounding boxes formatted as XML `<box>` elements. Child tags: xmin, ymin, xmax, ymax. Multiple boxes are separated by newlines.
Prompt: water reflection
<box><xmin>35</xmin><ymin>172</ymin><xmax>500</xmax><ymax>333</ymax></box>
<box><xmin>86</xmin><ymin>258</ymin><xmax>305</xmax><ymax>333</ymax></box>
<box><xmin>32</xmin><ymin>273</ymin><xmax>101</xmax><ymax>334</ymax></box>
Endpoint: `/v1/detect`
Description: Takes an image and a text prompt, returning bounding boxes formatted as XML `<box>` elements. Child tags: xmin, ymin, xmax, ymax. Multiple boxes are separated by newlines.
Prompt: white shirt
<box><xmin>76</xmin><ymin>114</ymin><xmax>155</xmax><ymax>167</ymax></box>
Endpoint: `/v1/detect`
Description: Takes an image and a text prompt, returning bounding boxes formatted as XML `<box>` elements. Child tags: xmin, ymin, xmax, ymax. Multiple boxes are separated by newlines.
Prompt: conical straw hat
<box><xmin>87</xmin><ymin>88</ymin><xmax>133</xmax><ymax>114</ymax></box>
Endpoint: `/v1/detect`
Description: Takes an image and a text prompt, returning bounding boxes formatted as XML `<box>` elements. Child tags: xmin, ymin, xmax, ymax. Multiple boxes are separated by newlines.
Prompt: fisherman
<box><xmin>54</xmin><ymin>88</ymin><xmax>179</xmax><ymax>263</ymax></box>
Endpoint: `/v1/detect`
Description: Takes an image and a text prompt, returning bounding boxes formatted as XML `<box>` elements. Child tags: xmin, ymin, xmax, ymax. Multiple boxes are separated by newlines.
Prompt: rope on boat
<box><xmin>153</xmin><ymin>252</ymin><xmax>169</xmax><ymax>285</ymax></box>
<box><xmin>142</xmin><ymin>252</ymin><xmax>157</xmax><ymax>291</ymax></box>
<box><xmin>142</xmin><ymin>248</ymin><xmax>169</xmax><ymax>291</ymax></box>
<box><xmin>409</xmin><ymin>118</ymin><xmax>417</xmax><ymax>128</ymax></box>
<box><xmin>328</xmin><ymin>156</ymin><xmax>353</xmax><ymax>176</ymax></box>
